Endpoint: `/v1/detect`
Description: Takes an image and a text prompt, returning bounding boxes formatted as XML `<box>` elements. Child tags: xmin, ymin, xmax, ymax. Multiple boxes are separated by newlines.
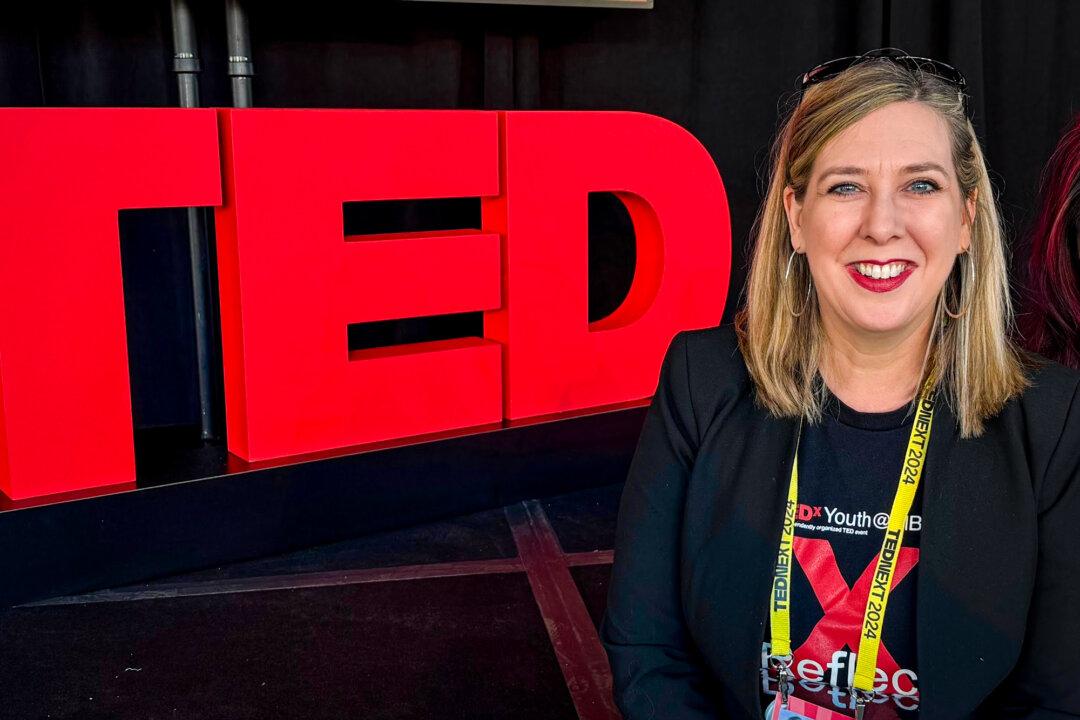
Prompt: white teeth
<box><xmin>854</xmin><ymin>262</ymin><xmax>907</xmax><ymax>279</ymax></box>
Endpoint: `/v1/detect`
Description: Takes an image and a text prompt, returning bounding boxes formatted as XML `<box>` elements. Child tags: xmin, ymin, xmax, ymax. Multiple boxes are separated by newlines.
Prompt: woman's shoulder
<box><xmin>670</xmin><ymin>322</ymin><xmax>753</xmax><ymax>403</ymax></box>
<box><xmin>1002</xmin><ymin>353</ymin><xmax>1080</xmax><ymax>499</ymax></box>
<box><xmin>1014</xmin><ymin>351</ymin><xmax>1080</xmax><ymax>422</ymax></box>
<box><xmin>1022</xmin><ymin>351</ymin><xmax>1080</xmax><ymax>393</ymax></box>
<box><xmin>672</xmin><ymin>321</ymin><xmax>745</xmax><ymax>368</ymax></box>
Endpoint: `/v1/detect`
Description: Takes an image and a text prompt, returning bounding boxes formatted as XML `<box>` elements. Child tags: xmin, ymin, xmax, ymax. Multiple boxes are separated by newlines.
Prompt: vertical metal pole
<box><xmin>171</xmin><ymin>0</ymin><xmax>217</xmax><ymax>440</ymax></box>
<box><xmin>171</xmin><ymin>0</ymin><xmax>200</xmax><ymax>107</ymax></box>
<box><xmin>225</xmin><ymin>0</ymin><xmax>254</xmax><ymax>107</ymax></box>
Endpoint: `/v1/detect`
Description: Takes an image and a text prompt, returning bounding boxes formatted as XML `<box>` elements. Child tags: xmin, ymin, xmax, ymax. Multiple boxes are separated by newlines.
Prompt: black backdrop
<box><xmin>2</xmin><ymin>0</ymin><xmax>1078</xmax><ymax>435</ymax></box>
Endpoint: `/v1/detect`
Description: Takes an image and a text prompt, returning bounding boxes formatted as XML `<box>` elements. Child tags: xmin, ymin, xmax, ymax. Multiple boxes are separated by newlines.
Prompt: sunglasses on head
<box><xmin>800</xmin><ymin>47</ymin><xmax>967</xmax><ymax>92</ymax></box>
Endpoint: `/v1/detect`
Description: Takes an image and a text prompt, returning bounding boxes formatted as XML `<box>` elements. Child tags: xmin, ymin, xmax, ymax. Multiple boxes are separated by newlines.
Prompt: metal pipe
<box><xmin>171</xmin><ymin>0</ymin><xmax>201</xmax><ymax>108</ymax></box>
<box><xmin>171</xmin><ymin>0</ymin><xmax>218</xmax><ymax>441</ymax></box>
<box><xmin>225</xmin><ymin>0</ymin><xmax>254</xmax><ymax>108</ymax></box>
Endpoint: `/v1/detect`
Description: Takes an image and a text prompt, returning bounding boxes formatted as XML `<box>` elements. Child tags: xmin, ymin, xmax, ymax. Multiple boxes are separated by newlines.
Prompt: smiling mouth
<box><xmin>846</xmin><ymin>260</ymin><xmax>916</xmax><ymax>293</ymax></box>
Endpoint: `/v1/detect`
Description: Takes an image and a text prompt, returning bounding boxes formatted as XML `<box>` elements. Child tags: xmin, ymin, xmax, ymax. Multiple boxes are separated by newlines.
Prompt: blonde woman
<box><xmin>601</xmin><ymin>50</ymin><xmax>1080</xmax><ymax>720</ymax></box>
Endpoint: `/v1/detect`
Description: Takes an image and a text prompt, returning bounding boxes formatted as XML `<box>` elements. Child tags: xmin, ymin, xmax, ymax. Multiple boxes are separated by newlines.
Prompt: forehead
<box><xmin>812</xmin><ymin>101</ymin><xmax>954</xmax><ymax>175</ymax></box>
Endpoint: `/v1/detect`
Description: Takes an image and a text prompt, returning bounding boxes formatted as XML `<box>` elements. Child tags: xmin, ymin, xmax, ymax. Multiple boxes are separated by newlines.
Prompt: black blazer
<box><xmin>600</xmin><ymin>325</ymin><xmax>1080</xmax><ymax>719</ymax></box>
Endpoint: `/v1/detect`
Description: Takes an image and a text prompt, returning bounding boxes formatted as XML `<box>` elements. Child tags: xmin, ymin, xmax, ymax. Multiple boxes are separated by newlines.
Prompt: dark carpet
<box><xmin>0</xmin><ymin>573</ymin><xmax>576</xmax><ymax>720</ymax></box>
<box><xmin>570</xmin><ymin>563</ymin><xmax>613</xmax><ymax>631</ymax></box>
<box><xmin>143</xmin><ymin>506</ymin><xmax>516</xmax><ymax>585</ymax></box>
<box><xmin>1</xmin><ymin>483</ymin><xmax>626</xmax><ymax>719</ymax></box>
<box><xmin>541</xmin><ymin>483</ymin><xmax>623</xmax><ymax>554</ymax></box>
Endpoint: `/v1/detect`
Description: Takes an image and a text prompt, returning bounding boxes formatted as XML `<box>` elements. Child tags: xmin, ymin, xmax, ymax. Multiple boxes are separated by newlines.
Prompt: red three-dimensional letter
<box><xmin>484</xmin><ymin>112</ymin><xmax>729</xmax><ymax>419</ymax></box>
<box><xmin>215</xmin><ymin>110</ymin><xmax>503</xmax><ymax>461</ymax></box>
<box><xmin>0</xmin><ymin>109</ymin><xmax>221</xmax><ymax>501</ymax></box>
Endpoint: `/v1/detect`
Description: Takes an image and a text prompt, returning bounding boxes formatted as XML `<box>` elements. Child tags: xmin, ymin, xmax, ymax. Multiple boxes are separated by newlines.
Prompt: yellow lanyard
<box><xmin>768</xmin><ymin>384</ymin><xmax>935</xmax><ymax>706</ymax></box>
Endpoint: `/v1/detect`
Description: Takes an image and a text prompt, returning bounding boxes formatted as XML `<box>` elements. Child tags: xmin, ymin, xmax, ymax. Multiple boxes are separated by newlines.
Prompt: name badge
<box><xmin>766</xmin><ymin>695</ymin><xmax>853</xmax><ymax>720</ymax></box>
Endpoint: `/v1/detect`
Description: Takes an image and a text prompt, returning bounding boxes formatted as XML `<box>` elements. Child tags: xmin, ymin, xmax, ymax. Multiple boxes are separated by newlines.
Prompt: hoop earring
<box><xmin>784</xmin><ymin>250</ymin><xmax>813</xmax><ymax>317</ymax></box>
<box><xmin>784</xmin><ymin>249</ymin><xmax>798</xmax><ymax>280</ymax></box>
<box><xmin>943</xmin><ymin>251</ymin><xmax>975</xmax><ymax>319</ymax></box>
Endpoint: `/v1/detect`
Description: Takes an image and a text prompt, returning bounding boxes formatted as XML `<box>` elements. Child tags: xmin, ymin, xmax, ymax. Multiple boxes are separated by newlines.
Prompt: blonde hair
<box><xmin>734</xmin><ymin>60</ymin><xmax>1028</xmax><ymax>438</ymax></box>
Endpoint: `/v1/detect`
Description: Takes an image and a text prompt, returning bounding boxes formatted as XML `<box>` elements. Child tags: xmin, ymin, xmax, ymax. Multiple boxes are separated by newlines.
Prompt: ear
<box><xmin>783</xmin><ymin>185</ymin><xmax>804</xmax><ymax>252</ymax></box>
<box><xmin>959</xmin><ymin>188</ymin><xmax>977</xmax><ymax>254</ymax></box>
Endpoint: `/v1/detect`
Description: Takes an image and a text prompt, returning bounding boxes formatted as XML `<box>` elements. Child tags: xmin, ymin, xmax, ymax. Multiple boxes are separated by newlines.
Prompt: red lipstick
<box><xmin>846</xmin><ymin>260</ymin><xmax>915</xmax><ymax>293</ymax></box>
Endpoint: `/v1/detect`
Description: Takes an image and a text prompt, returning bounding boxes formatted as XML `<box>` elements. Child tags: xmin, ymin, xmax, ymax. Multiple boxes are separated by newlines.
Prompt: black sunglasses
<box><xmin>800</xmin><ymin>47</ymin><xmax>967</xmax><ymax>92</ymax></box>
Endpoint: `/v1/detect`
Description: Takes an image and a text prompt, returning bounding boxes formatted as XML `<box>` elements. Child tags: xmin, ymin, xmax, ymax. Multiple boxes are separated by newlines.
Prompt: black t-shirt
<box><xmin>760</xmin><ymin>390</ymin><xmax>922</xmax><ymax>719</ymax></box>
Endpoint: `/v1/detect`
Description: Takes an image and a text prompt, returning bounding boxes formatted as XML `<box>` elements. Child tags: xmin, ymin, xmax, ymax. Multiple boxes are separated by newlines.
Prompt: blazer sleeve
<box><xmin>600</xmin><ymin>331</ymin><xmax>723</xmax><ymax>719</ymax></box>
<box><xmin>996</xmin><ymin>378</ymin><xmax>1080</xmax><ymax>718</ymax></box>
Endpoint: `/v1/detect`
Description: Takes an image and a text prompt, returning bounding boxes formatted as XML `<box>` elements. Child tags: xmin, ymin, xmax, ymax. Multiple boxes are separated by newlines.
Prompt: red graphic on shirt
<box><xmin>792</xmin><ymin>536</ymin><xmax>919</xmax><ymax>696</ymax></box>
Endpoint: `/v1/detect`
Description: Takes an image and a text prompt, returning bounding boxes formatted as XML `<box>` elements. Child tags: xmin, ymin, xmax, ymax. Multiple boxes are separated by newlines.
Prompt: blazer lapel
<box><xmin>916</xmin><ymin>400</ymin><xmax>1034</xmax><ymax>719</ymax></box>
<box><xmin>690</xmin><ymin>405</ymin><xmax>800</xmax><ymax>720</ymax></box>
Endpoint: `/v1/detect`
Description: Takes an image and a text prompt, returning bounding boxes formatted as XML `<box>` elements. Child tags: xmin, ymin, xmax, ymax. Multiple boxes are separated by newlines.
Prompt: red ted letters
<box><xmin>0</xmin><ymin>108</ymin><xmax>730</xmax><ymax>501</ymax></box>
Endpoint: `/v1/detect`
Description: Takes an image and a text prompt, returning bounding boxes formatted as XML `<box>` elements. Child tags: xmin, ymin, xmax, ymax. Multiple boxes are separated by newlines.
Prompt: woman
<box><xmin>601</xmin><ymin>50</ymin><xmax>1080</xmax><ymax>720</ymax></box>
<box><xmin>1021</xmin><ymin>114</ymin><xmax>1080</xmax><ymax>368</ymax></box>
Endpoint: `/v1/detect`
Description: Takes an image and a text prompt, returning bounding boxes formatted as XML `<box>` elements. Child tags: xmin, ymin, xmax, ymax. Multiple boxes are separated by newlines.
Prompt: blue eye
<box><xmin>828</xmin><ymin>183</ymin><xmax>860</xmax><ymax>195</ymax></box>
<box><xmin>909</xmin><ymin>179</ymin><xmax>940</xmax><ymax>194</ymax></box>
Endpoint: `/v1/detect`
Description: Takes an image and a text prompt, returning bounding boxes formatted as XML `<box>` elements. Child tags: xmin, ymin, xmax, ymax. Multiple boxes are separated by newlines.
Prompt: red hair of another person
<box><xmin>1021</xmin><ymin>115</ymin><xmax>1080</xmax><ymax>369</ymax></box>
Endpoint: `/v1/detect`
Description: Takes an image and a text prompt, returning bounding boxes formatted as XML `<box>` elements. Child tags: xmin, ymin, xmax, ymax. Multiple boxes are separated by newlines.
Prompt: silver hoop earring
<box><xmin>784</xmin><ymin>251</ymin><xmax>813</xmax><ymax>317</ymax></box>
<box><xmin>944</xmin><ymin>251</ymin><xmax>975</xmax><ymax>319</ymax></box>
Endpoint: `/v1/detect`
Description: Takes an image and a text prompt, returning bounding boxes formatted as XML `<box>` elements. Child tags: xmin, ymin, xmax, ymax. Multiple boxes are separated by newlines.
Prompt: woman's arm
<box><xmin>993</xmin><ymin>378</ymin><xmax>1080</xmax><ymax>718</ymax></box>
<box><xmin>600</xmin><ymin>331</ymin><xmax>723</xmax><ymax>719</ymax></box>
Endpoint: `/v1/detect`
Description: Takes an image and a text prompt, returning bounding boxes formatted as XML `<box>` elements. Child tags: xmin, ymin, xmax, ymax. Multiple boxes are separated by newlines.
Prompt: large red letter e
<box><xmin>215</xmin><ymin>110</ymin><xmax>502</xmax><ymax>462</ymax></box>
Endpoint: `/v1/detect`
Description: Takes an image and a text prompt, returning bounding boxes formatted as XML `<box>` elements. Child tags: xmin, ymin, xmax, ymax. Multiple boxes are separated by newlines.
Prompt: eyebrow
<box><xmin>818</xmin><ymin>162</ymin><xmax>950</xmax><ymax>180</ymax></box>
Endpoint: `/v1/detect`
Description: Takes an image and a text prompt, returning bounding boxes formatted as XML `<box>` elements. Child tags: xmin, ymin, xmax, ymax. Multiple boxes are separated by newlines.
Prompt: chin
<box><xmin>843</xmin><ymin>308</ymin><xmax>921</xmax><ymax>335</ymax></box>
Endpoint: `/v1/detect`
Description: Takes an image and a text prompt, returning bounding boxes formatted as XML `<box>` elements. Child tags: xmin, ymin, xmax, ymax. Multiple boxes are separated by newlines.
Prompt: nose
<box><xmin>859</xmin><ymin>191</ymin><xmax>903</xmax><ymax>244</ymax></box>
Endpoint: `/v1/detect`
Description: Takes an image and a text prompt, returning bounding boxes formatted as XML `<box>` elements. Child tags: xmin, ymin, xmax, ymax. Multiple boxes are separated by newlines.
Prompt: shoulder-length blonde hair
<box><xmin>734</xmin><ymin>60</ymin><xmax>1028</xmax><ymax>438</ymax></box>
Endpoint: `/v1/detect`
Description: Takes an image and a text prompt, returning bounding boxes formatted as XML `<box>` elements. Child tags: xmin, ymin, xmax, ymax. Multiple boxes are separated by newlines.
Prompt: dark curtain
<box><xmin>1</xmin><ymin>0</ymin><xmax>1077</xmax><ymax>431</ymax></box>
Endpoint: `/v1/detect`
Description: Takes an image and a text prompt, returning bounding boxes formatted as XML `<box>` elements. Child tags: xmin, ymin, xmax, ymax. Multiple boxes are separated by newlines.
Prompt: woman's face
<box><xmin>783</xmin><ymin>101</ymin><xmax>976</xmax><ymax>340</ymax></box>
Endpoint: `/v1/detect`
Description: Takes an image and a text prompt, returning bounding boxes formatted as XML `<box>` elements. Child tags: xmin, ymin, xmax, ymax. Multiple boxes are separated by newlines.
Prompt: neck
<box><xmin>819</xmin><ymin>311</ymin><xmax>934</xmax><ymax>413</ymax></box>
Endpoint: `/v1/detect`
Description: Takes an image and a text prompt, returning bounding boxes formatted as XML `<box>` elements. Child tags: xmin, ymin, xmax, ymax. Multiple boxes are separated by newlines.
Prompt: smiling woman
<box><xmin>783</xmin><ymin>102</ymin><xmax>976</xmax><ymax>414</ymax></box>
<box><xmin>602</xmin><ymin>51</ymin><xmax>1080</xmax><ymax>720</ymax></box>
<box><xmin>739</xmin><ymin>59</ymin><xmax>1027</xmax><ymax>434</ymax></box>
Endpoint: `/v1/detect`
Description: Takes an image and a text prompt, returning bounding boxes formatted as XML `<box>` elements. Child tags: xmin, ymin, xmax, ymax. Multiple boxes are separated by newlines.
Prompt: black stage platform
<box><xmin>1</xmin><ymin>483</ymin><xmax>625</xmax><ymax>720</ymax></box>
<box><xmin>0</xmin><ymin>403</ymin><xmax>645</xmax><ymax>608</ymax></box>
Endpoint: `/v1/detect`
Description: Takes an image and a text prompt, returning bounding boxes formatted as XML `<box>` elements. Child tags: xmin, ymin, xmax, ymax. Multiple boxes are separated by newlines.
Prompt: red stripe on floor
<box><xmin>506</xmin><ymin>500</ymin><xmax>621</xmax><ymax>720</ymax></box>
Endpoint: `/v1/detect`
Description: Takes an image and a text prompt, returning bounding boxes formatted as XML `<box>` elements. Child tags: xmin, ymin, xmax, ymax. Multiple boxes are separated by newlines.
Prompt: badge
<box><xmin>766</xmin><ymin>695</ymin><xmax>854</xmax><ymax>720</ymax></box>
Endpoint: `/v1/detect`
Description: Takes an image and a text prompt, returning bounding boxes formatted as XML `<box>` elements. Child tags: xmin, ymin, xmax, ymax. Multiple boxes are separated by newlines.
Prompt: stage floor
<box><xmin>0</xmin><ymin>482</ymin><xmax>624</xmax><ymax>719</ymax></box>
